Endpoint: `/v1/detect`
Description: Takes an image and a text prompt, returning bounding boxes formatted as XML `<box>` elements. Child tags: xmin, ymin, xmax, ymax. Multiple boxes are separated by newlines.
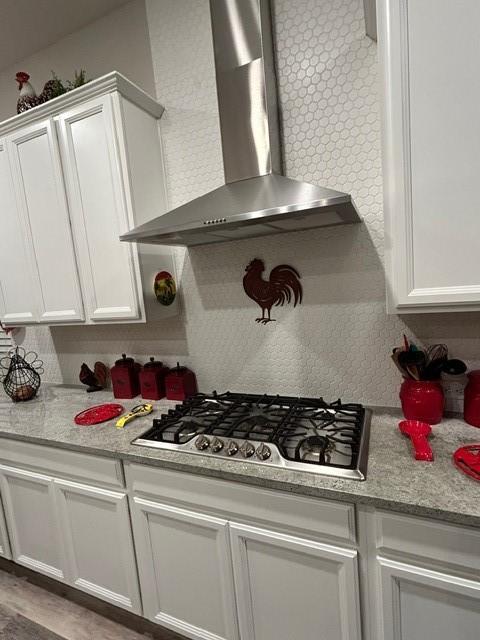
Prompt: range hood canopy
<box><xmin>121</xmin><ymin>0</ymin><xmax>361</xmax><ymax>247</ymax></box>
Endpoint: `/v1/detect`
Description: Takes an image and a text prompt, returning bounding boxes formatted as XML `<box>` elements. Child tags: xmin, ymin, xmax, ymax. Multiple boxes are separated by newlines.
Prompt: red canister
<box><xmin>110</xmin><ymin>354</ymin><xmax>141</xmax><ymax>399</ymax></box>
<box><xmin>139</xmin><ymin>357</ymin><xmax>170</xmax><ymax>400</ymax></box>
<box><xmin>165</xmin><ymin>363</ymin><xmax>197</xmax><ymax>401</ymax></box>
<box><xmin>464</xmin><ymin>370</ymin><xmax>480</xmax><ymax>427</ymax></box>
<box><xmin>400</xmin><ymin>379</ymin><xmax>444</xmax><ymax>425</ymax></box>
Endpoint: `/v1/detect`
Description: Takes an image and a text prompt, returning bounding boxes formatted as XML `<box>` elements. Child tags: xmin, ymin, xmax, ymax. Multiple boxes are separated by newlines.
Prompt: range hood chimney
<box><xmin>121</xmin><ymin>0</ymin><xmax>361</xmax><ymax>247</ymax></box>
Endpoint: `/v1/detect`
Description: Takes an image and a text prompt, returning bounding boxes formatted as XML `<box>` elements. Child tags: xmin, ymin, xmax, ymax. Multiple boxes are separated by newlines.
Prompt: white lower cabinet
<box><xmin>130</xmin><ymin>497</ymin><xmax>238</xmax><ymax>640</ymax></box>
<box><xmin>0</xmin><ymin>461</ymin><xmax>140</xmax><ymax>613</ymax></box>
<box><xmin>0</xmin><ymin>464</ymin><xmax>67</xmax><ymax>580</ymax></box>
<box><xmin>0</xmin><ymin>490</ymin><xmax>11</xmax><ymax>559</ymax></box>
<box><xmin>230</xmin><ymin>522</ymin><xmax>362</xmax><ymax>640</ymax></box>
<box><xmin>378</xmin><ymin>558</ymin><xmax>480</xmax><ymax>640</ymax></box>
<box><xmin>54</xmin><ymin>479</ymin><xmax>141</xmax><ymax>613</ymax></box>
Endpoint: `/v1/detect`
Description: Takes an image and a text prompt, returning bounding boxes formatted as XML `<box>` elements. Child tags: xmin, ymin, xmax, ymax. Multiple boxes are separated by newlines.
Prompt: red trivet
<box><xmin>74</xmin><ymin>403</ymin><xmax>124</xmax><ymax>426</ymax></box>
<box><xmin>453</xmin><ymin>444</ymin><xmax>480</xmax><ymax>481</ymax></box>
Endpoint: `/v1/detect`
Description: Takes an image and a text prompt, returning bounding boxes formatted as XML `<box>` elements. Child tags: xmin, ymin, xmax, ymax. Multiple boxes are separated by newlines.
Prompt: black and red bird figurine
<box><xmin>243</xmin><ymin>259</ymin><xmax>303</xmax><ymax>324</ymax></box>
<box><xmin>79</xmin><ymin>362</ymin><xmax>108</xmax><ymax>392</ymax></box>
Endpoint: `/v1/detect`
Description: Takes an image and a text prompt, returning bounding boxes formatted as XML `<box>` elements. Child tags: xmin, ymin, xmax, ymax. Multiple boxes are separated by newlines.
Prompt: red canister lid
<box><xmin>143</xmin><ymin>356</ymin><xmax>165</xmax><ymax>370</ymax></box>
<box><xmin>114</xmin><ymin>353</ymin><xmax>135</xmax><ymax>367</ymax></box>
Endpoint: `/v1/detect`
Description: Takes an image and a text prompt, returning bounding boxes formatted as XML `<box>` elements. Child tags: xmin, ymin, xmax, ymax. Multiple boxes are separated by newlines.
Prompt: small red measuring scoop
<box><xmin>399</xmin><ymin>420</ymin><xmax>434</xmax><ymax>461</ymax></box>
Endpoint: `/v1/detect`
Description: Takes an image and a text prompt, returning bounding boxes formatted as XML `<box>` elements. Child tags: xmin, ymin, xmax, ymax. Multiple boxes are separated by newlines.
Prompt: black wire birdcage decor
<box><xmin>0</xmin><ymin>347</ymin><xmax>44</xmax><ymax>402</ymax></box>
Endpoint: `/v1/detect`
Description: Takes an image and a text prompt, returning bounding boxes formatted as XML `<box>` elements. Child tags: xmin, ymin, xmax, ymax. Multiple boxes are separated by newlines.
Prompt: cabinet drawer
<box><xmin>374</xmin><ymin>510</ymin><xmax>480</xmax><ymax>573</ymax></box>
<box><xmin>125</xmin><ymin>464</ymin><xmax>356</xmax><ymax>545</ymax></box>
<box><xmin>0</xmin><ymin>439</ymin><xmax>123</xmax><ymax>489</ymax></box>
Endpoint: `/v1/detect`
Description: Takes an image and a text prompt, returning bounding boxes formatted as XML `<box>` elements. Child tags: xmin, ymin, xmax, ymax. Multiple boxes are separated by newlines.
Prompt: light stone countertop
<box><xmin>0</xmin><ymin>385</ymin><xmax>478</xmax><ymax>528</ymax></box>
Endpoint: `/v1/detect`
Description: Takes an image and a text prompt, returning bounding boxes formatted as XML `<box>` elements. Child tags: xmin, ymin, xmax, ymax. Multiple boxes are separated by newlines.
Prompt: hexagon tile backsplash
<box><xmin>21</xmin><ymin>0</ymin><xmax>480</xmax><ymax>408</ymax></box>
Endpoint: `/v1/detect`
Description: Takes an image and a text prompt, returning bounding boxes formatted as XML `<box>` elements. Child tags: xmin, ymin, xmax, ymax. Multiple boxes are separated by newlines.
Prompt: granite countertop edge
<box><xmin>0</xmin><ymin>426</ymin><xmax>478</xmax><ymax>530</ymax></box>
<box><xmin>0</xmin><ymin>386</ymin><xmax>479</xmax><ymax>530</ymax></box>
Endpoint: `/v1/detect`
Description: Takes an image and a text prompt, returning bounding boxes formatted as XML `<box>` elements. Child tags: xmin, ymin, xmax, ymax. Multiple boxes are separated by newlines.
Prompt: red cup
<box><xmin>400</xmin><ymin>379</ymin><xmax>444</xmax><ymax>425</ymax></box>
<box><xmin>464</xmin><ymin>370</ymin><xmax>480</xmax><ymax>427</ymax></box>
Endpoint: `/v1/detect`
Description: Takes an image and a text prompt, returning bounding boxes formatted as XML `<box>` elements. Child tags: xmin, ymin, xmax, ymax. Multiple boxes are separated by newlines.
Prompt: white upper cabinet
<box><xmin>57</xmin><ymin>95</ymin><xmax>142</xmax><ymax>321</ymax></box>
<box><xmin>0</xmin><ymin>72</ymin><xmax>175</xmax><ymax>326</ymax></box>
<box><xmin>0</xmin><ymin>139</ymin><xmax>38</xmax><ymax>324</ymax></box>
<box><xmin>7</xmin><ymin>120</ymin><xmax>84</xmax><ymax>323</ymax></box>
<box><xmin>379</xmin><ymin>0</ymin><xmax>480</xmax><ymax>312</ymax></box>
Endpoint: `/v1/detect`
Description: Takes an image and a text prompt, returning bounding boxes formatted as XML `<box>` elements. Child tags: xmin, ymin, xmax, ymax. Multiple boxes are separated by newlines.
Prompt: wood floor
<box><xmin>0</xmin><ymin>567</ymin><xmax>181</xmax><ymax>640</ymax></box>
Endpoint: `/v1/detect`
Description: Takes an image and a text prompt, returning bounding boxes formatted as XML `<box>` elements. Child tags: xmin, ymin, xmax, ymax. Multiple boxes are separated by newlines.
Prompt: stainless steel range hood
<box><xmin>121</xmin><ymin>0</ymin><xmax>361</xmax><ymax>247</ymax></box>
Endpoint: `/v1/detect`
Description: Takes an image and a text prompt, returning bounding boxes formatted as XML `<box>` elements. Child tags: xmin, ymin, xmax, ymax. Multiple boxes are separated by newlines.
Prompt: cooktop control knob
<box><xmin>256</xmin><ymin>443</ymin><xmax>271</xmax><ymax>461</ymax></box>
<box><xmin>227</xmin><ymin>440</ymin><xmax>239</xmax><ymax>456</ymax></box>
<box><xmin>195</xmin><ymin>435</ymin><xmax>210</xmax><ymax>451</ymax></box>
<box><xmin>240</xmin><ymin>441</ymin><xmax>255</xmax><ymax>458</ymax></box>
<box><xmin>211</xmin><ymin>437</ymin><xmax>224</xmax><ymax>453</ymax></box>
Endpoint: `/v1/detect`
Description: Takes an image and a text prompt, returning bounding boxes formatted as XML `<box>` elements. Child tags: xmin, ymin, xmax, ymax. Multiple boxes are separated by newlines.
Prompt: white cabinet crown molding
<box><xmin>0</xmin><ymin>71</ymin><xmax>164</xmax><ymax>138</ymax></box>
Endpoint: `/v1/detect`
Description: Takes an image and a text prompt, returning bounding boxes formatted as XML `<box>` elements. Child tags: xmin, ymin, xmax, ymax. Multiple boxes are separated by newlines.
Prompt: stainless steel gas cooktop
<box><xmin>132</xmin><ymin>392</ymin><xmax>371</xmax><ymax>480</ymax></box>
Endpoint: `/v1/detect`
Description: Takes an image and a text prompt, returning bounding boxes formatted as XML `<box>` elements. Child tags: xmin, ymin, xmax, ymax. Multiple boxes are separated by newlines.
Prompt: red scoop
<box><xmin>453</xmin><ymin>445</ymin><xmax>480</xmax><ymax>481</ymax></box>
<box><xmin>399</xmin><ymin>420</ymin><xmax>434</xmax><ymax>461</ymax></box>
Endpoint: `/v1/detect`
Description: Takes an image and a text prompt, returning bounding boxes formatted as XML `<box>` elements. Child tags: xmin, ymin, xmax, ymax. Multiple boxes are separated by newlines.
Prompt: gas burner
<box><xmin>295</xmin><ymin>436</ymin><xmax>335</xmax><ymax>464</ymax></box>
<box><xmin>133</xmin><ymin>392</ymin><xmax>371</xmax><ymax>480</ymax></box>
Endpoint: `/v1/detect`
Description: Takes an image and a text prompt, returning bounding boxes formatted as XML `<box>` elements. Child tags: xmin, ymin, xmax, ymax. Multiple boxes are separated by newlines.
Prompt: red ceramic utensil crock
<box><xmin>399</xmin><ymin>420</ymin><xmax>434</xmax><ymax>461</ymax></box>
<box><xmin>399</xmin><ymin>379</ymin><xmax>444</xmax><ymax>425</ymax></box>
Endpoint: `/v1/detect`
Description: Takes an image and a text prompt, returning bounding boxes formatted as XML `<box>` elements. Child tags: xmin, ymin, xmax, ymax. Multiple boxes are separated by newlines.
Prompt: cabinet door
<box><xmin>54</xmin><ymin>479</ymin><xmax>141</xmax><ymax>613</ymax></box>
<box><xmin>378</xmin><ymin>557</ymin><xmax>480</xmax><ymax>640</ymax></box>
<box><xmin>57</xmin><ymin>95</ymin><xmax>142</xmax><ymax>321</ymax></box>
<box><xmin>0</xmin><ymin>139</ymin><xmax>38</xmax><ymax>324</ymax></box>
<box><xmin>7</xmin><ymin>120</ymin><xmax>84</xmax><ymax>322</ymax></box>
<box><xmin>230</xmin><ymin>522</ymin><xmax>361</xmax><ymax>640</ymax></box>
<box><xmin>380</xmin><ymin>0</ymin><xmax>480</xmax><ymax>312</ymax></box>
<box><xmin>0</xmin><ymin>464</ymin><xmax>67</xmax><ymax>580</ymax></box>
<box><xmin>130</xmin><ymin>496</ymin><xmax>238</xmax><ymax>640</ymax></box>
<box><xmin>0</xmin><ymin>493</ymin><xmax>11</xmax><ymax>559</ymax></box>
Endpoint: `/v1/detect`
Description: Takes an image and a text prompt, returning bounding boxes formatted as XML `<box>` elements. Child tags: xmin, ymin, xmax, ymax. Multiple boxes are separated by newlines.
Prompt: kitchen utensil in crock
<box><xmin>398</xmin><ymin>420</ymin><xmax>434</xmax><ymax>461</ymax></box>
<box><xmin>74</xmin><ymin>403</ymin><xmax>124</xmax><ymax>426</ymax></box>
<box><xmin>116</xmin><ymin>403</ymin><xmax>153</xmax><ymax>428</ymax></box>
<box><xmin>453</xmin><ymin>444</ymin><xmax>480</xmax><ymax>481</ymax></box>
<box><xmin>425</xmin><ymin>344</ymin><xmax>448</xmax><ymax>365</ymax></box>
<box><xmin>397</xmin><ymin>350</ymin><xmax>426</xmax><ymax>380</ymax></box>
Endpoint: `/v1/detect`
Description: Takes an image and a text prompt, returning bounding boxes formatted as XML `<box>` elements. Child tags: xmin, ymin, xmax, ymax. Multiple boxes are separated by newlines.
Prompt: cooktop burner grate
<box><xmin>133</xmin><ymin>391</ymin><xmax>371</xmax><ymax>480</ymax></box>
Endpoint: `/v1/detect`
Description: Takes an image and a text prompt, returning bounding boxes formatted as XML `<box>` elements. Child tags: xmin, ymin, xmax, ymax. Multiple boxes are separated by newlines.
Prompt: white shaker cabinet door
<box><xmin>0</xmin><ymin>492</ymin><xmax>11</xmax><ymax>559</ymax></box>
<box><xmin>0</xmin><ymin>139</ymin><xmax>38</xmax><ymax>324</ymax></box>
<box><xmin>380</xmin><ymin>0</ymin><xmax>480</xmax><ymax>312</ymax></box>
<box><xmin>6</xmin><ymin>120</ymin><xmax>84</xmax><ymax>322</ymax></box>
<box><xmin>57</xmin><ymin>95</ymin><xmax>142</xmax><ymax>322</ymax></box>
<box><xmin>54</xmin><ymin>479</ymin><xmax>141</xmax><ymax>613</ymax></box>
<box><xmin>0</xmin><ymin>464</ymin><xmax>67</xmax><ymax>580</ymax></box>
<box><xmin>377</xmin><ymin>558</ymin><xmax>480</xmax><ymax>640</ymax></box>
<box><xmin>130</xmin><ymin>497</ymin><xmax>239</xmax><ymax>640</ymax></box>
<box><xmin>230</xmin><ymin>522</ymin><xmax>362</xmax><ymax>640</ymax></box>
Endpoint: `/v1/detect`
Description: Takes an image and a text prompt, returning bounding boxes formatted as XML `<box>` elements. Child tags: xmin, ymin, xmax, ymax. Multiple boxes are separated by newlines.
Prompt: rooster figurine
<box><xmin>79</xmin><ymin>361</ymin><xmax>108</xmax><ymax>393</ymax></box>
<box><xmin>243</xmin><ymin>259</ymin><xmax>303</xmax><ymax>324</ymax></box>
<box><xmin>16</xmin><ymin>72</ymin><xmax>59</xmax><ymax>114</ymax></box>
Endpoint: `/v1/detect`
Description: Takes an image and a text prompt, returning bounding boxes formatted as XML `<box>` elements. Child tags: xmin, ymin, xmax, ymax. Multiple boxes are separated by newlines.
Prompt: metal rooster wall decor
<box><xmin>243</xmin><ymin>259</ymin><xmax>303</xmax><ymax>324</ymax></box>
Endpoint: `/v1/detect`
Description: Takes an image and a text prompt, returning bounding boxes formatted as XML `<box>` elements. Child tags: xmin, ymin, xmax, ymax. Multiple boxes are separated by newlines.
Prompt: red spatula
<box><xmin>399</xmin><ymin>420</ymin><xmax>434</xmax><ymax>461</ymax></box>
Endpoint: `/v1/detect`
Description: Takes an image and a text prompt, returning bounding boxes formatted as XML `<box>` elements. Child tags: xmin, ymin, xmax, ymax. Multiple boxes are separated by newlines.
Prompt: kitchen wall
<box><xmin>19</xmin><ymin>0</ymin><xmax>480</xmax><ymax>408</ymax></box>
<box><xmin>0</xmin><ymin>0</ymin><xmax>154</xmax><ymax>122</ymax></box>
